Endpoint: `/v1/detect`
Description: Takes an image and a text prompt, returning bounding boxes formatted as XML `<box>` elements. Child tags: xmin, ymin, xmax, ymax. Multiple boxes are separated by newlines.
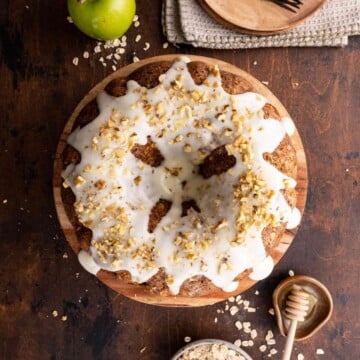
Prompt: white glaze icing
<box><xmin>62</xmin><ymin>57</ymin><xmax>300</xmax><ymax>294</ymax></box>
<box><xmin>249</xmin><ymin>256</ymin><xmax>274</xmax><ymax>281</ymax></box>
<box><xmin>78</xmin><ymin>250</ymin><xmax>101</xmax><ymax>275</ymax></box>
<box><xmin>286</xmin><ymin>207</ymin><xmax>301</xmax><ymax>229</ymax></box>
<box><xmin>281</xmin><ymin>117</ymin><xmax>296</xmax><ymax>136</ymax></box>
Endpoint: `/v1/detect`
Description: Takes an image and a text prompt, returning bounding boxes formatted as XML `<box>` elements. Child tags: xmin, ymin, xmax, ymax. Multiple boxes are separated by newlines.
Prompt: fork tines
<box><xmin>271</xmin><ymin>0</ymin><xmax>304</xmax><ymax>13</ymax></box>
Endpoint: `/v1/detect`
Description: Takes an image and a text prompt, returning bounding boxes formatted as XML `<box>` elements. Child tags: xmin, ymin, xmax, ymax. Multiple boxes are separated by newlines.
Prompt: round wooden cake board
<box><xmin>53</xmin><ymin>55</ymin><xmax>308</xmax><ymax>307</ymax></box>
<box><xmin>198</xmin><ymin>0</ymin><xmax>326</xmax><ymax>35</ymax></box>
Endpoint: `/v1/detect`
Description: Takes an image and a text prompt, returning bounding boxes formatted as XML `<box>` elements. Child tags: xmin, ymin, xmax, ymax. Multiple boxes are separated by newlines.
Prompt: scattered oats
<box><xmin>235</xmin><ymin>321</ymin><xmax>242</xmax><ymax>330</ymax></box>
<box><xmin>267</xmin><ymin>339</ymin><xmax>276</xmax><ymax>346</ymax></box>
<box><xmin>225</xmin><ymin>303</ymin><xmax>229</xmax><ymax>311</ymax></box>
<box><xmin>52</xmin><ymin>310</ymin><xmax>58</xmax><ymax>318</ymax></box>
<box><xmin>247</xmin><ymin>307</ymin><xmax>256</xmax><ymax>312</ymax></box>
<box><xmin>83</xmin><ymin>51</ymin><xmax>89</xmax><ymax>59</ymax></box>
<box><xmin>94</xmin><ymin>45</ymin><xmax>101</xmax><ymax>53</ymax></box>
<box><xmin>113</xmin><ymin>38</ymin><xmax>121</xmax><ymax>47</ymax></box>
<box><xmin>118</xmin><ymin>48</ymin><xmax>125</xmax><ymax>54</ymax></box>
<box><xmin>243</xmin><ymin>322</ymin><xmax>251</xmax><ymax>329</ymax></box>
<box><xmin>143</xmin><ymin>42</ymin><xmax>150</xmax><ymax>51</ymax></box>
<box><xmin>228</xmin><ymin>296</ymin><xmax>235</xmax><ymax>302</ymax></box>
<box><xmin>261</xmin><ymin>81</ymin><xmax>269</xmax><ymax>85</ymax></box>
<box><xmin>135</xmin><ymin>34</ymin><xmax>141</xmax><ymax>42</ymax></box>
<box><xmin>133</xmin><ymin>56</ymin><xmax>140</xmax><ymax>63</ymax></box>
<box><xmin>67</xmin><ymin>16</ymin><xmax>73</xmax><ymax>23</ymax></box>
<box><xmin>255</xmin><ymin>290</ymin><xmax>259</xmax><ymax>295</ymax></box>
<box><xmin>259</xmin><ymin>345</ymin><xmax>267</xmax><ymax>352</ymax></box>
<box><xmin>270</xmin><ymin>349</ymin><xmax>277</xmax><ymax>355</ymax></box>
<box><xmin>316</xmin><ymin>349</ymin><xmax>325</xmax><ymax>355</ymax></box>
<box><xmin>133</xmin><ymin>14</ymin><xmax>139</xmax><ymax>22</ymax></box>
<box><xmin>345</xmin><ymin>168</ymin><xmax>349</xmax><ymax>172</ymax></box>
<box><xmin>250</xmin><ymin>329</ymin><xmax>257</xmax><ymax>339</ymax></box>
<box><xmin>230</xmin><ymin>305</ymin><xmax>239</xmax><ymax>316</ymax></box>
<box><xmin>298</xmin><ymin>354</ymin><xmax>305</xmax><ymax>360</ymax></box>
<box><xmin>114</xmin><ymin>54</ymin><xmax>121</xmax><ymax>60</ymax></box>
<box><xmin>244</xmin><ymin>327</ymin><xmax>251</xmax><ymax>334</ymax></box>
<box><xmin>106</xmin><ymin>54</ymin><xmax>113</xmax><ymax>60</ymax></box>
<box><xmin>234</xmin><ymin>339</ymin><xmax>242</xmax><ymax>347</ymax></box>
<box><xmin>214</xmin><ymin>317</ymin><xmax>218</xmax><ymax>323</ymax></box>
<box><xmin>2</xmin><ymin>199</ymin><xmax>7</xmax><ymax>204</ymax></box>
<box><xmin>242</xmin><ymin>341</ymin><xmax>249</xmax><ymax>347</ymax></box>
<box><xmin>112</xmin><ymin>65</ymin><xmax>117</xmax><ymax>72</ymax></box>
<box><xmin>217</xmin><ymin>309</ymin><xmax>221</xmax><ymax>314</ymax></box>
<box><xmin>253</xmin><ymin>60</ymin><xmax>258</xmax><ymax>65</ymax></box>
<box><xmin>289</xmin><ymin>269</ymin><xmax>295</xmax><ymax>276</ymax></box>
<box><xmin>75</xmin><ymin>272</ymin><xmax>80</xmax><ymax>278</ymax></box>
<box><xmin>265</xmin><ymin>330</ymin><xmax>274</xmax><ymax>341</ymax></box>
<box><xmin>25</xmin><ymin>4</ymin><xmax>29</xmax><ymax>9</ymax></box>
<box><xmin>72</xmin><ymin>57</ymin><xmax>79</xmax><ymax>66</ymax></box>
<box><xmin>62</xmin><ymin>253</ymin><xmax>68</xmax><ymax>259</ymax></box>
<box><xmin>61</xmin><ymin>315</ymin><xmax>67</xmax><ymax>322</ymax></box>
<box><xmin>268</xmin><ymin>308</ymin><xmax>275</xmax><ymax>316</ymax></box>
<box><xmin>134</xmin><ymin>20</ymin><xmax>140</xmax><ymax>27</ymax></box>
<box><xmin>184</xmin><ymin>336</ymin><xmax>191</xmax><ymax>343</ymax></box>
<box><xmin>140</xmin><ymin>347</ymin><xmax>146</xmax><ymax>353</ymax></box>
<box><xmin>163</xmin><ymin>42</ymin><xmax>169</xmax><ymax>49</ymax></box>
<box><xmin>248</xmin><ymin>340</ymin><xmax>254</xmax><ymax>347</ymax></box>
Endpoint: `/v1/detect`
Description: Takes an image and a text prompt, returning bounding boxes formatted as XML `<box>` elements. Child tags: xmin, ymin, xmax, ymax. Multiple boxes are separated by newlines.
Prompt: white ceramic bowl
<box><xmin>171</xmin><ymin>339</ymin><xmax>253</xmax><ymax>360</ymax></box>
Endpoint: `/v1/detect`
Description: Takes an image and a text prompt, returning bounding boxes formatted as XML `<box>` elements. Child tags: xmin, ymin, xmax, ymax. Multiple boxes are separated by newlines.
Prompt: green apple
<box><xmin>68</xmin><ymin>0</ymin><xmax>136</xmax><ymax>41</ymax></box>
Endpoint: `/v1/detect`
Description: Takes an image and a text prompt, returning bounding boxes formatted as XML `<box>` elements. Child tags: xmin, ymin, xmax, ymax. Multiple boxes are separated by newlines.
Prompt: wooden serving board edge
<box><xmin>53</xmin><ymin>54</ymin><xmax>308</xmax><ymax>307</ymax></box>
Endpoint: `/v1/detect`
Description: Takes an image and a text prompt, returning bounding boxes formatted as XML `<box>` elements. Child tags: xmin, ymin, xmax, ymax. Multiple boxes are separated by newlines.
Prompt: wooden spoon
<box><xmin>282</xmin><ymin>285</ymin><xmax>309</xmax><ymax>360</ymax></box>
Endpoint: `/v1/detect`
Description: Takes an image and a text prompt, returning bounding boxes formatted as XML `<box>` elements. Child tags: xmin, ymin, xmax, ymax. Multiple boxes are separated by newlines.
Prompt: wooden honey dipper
<box><xmin>282</xmin><ymin>285</ymin><xmax>309</xmax><ymax>360</ymax></box>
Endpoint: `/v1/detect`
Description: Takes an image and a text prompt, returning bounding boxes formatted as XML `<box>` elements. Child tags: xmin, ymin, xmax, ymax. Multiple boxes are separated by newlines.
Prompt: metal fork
<box><xmin>270</xmin><ymin>0</ymin><xmax>304</xmax><ymax>13</ymax></box>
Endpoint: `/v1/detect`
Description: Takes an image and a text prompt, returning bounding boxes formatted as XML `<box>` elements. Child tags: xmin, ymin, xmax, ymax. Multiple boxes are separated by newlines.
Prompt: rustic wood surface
<box><xmin>53</xmin><ymin>54</ymin><xmax>308</xmax><ymax>307</ymax></box>
<box><xmin>200</xmin><ymin>0</ymin><xmax>326</xmax><ymax>34</ymax></box>
<box><xmin>0</xmin><ymin>1</ymin><xmax>359</xmax><ymax>359</ymax></box>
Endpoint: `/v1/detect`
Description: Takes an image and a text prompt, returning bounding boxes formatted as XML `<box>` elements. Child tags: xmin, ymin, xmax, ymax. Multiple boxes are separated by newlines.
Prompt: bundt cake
<box><xmin>60</xmin><ymin>56</ymin><xmax>301</xmax><ymax>296</ymax></box>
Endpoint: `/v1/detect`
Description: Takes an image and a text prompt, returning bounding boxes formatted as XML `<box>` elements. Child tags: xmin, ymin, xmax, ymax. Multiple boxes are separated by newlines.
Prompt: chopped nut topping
<box><xmin>211</xmin><ymin>219</ymin><xmax>228</xmax><ymax>234</ymax></box>
<box><xmin>210</xmin><ymin>64</ymin><xmax>220</xmax><ymax>77</ymax></box>
<box><xmin>83</xmin><ymin>164</ymin><xmax>93</xmax><ymax>172</ymax></box>
<box><xmin>62</xmin><ymin>179</ymin><xmax>70</xmax><ymax>188</ymax></box>
<box><xmin>184</xmin><ymin>144</ymin><xmax>192</xmax><ymax>153</ymax></box>
<box><xmin>133</xmin><ymin>176</ymin><xmax>142</xmax><ymax>185</ymax></box>
<box><xmin>74</xmin><ymin>175</ymin><xmax>86</xmax><ymax>187</ymax></box>
<box><xmin>94</xmin><ymin>180</ymin><xmax>106</xmax><ymax>190</ymax></box>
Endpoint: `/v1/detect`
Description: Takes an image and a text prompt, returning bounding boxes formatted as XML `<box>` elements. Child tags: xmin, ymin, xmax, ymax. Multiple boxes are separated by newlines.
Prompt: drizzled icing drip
<box><xmin>62</xmin><ymin>57</ymin><xmax>300</xmax><ymax>294</ymax></box>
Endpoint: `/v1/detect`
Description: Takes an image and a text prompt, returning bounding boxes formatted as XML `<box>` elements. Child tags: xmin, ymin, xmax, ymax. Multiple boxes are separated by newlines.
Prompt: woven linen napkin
<box><xmin>162</xmin><ymin>0</ymin><xmax>360</xmax><ymax>48</ymax></box>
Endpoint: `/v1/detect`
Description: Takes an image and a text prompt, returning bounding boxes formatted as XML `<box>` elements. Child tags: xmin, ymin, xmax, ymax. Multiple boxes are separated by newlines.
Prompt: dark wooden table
<box><xmin>0</xmin><ymin>1</ymin><xmax>359</xmax><ymax>359</ymax></box>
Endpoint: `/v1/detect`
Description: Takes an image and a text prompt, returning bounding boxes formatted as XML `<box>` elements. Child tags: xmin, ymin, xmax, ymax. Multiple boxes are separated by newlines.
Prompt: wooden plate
<box><xmin>53</xmin><ymin>55</ymin><xmax>308</xmax><ymax>307</ymax></box>
<box><xmin>199</xmin><ymin>0</ymin><xmax>326</xmax><ymax>35</ymax></box>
